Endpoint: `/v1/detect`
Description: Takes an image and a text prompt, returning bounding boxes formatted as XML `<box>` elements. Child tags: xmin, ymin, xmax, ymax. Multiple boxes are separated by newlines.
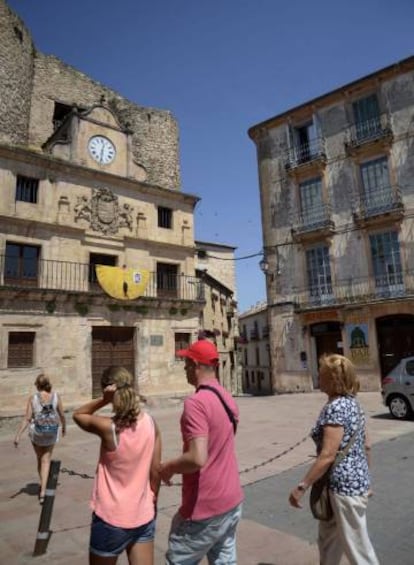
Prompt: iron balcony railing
<box><xmin>292</xmin><ymin>201</ymin><xmax>334</xmax><ymax>234</ymax></box>
<box><xmin>353</xmin><ymin>185</ymin><xmax>403</xmax><ymax>220</ymax></box>
<box><xmin>285</xmin><ymin>137</ymin><xmax>326</xmax><ymax>170</ymax></box>
<box><xmin>347</xmin><ymin>114</ymin><xmax>392</xmax><ymax>148</ymax></box>
<box><xmin>0</xmin><ymin>256</ymin><xmax>205</xmax><ymax>302</ymax></box>
<box><xmin>279</xmin><ymin>270</ymin><xmax>411</xmax><ymax>311</ymax></box>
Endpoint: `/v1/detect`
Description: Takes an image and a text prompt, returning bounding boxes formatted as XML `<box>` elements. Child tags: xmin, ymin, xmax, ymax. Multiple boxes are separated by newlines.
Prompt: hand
<box><xmin>14</xmin><ymin>438</ymin><xmax>19</xmax><ymax>448</ymax></box>
<box><xmin>367</xmin><ymin>488</ymin><xmax>374</xmax><ymax>498</ymax></box>
<box><xmin>288</xmin><ymin>486</ymin><xmax>305</xmax><ymax>509</ymax></box>
<box><xmin>159</xmin><ymin>462</ymin><xmax>174</xmax><ymax>486</ymax></box>
<box><xmin>103</xmin><ymin>384</ymin><xmax>116</xmax><ymax>403</ymax></box>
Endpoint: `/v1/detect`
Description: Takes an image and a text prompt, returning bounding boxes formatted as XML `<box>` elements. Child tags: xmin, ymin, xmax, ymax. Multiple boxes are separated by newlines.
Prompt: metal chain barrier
<box><xmin>60</xmin><ymin>433</ymin><xmax>311</xmax><ymax>486</ymax></box>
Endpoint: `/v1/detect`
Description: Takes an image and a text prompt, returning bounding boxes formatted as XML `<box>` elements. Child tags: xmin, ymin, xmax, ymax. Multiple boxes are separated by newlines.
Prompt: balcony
<box><xmin>0</xmin><ymin>256</ymin><xmax>205</xmax><ymax>304</ymax></box>
<box><xmin>285</xmin><ymin>137</ymin><xmax>326</xmax><ymax>173</ymax></box>
<box><xmin>353</xmin><ymin>185</ymin><xmax>404</xmax><ymax>226</ymax></box>
<box><xmin>262</xmin><ymin>325</ymin><xmax>270</xmax><ymax>338</ymax></box>
<box><xmin>345</xmin><ymin>114</ymin><xmax>393</xmax><ymax>155</ymax></box>
<box><xmin>249</xmin><ymin>329</ymin><xmax>259</xmax><ymax>340</ymax></box>
<box><xmin>291</xmin><ymin>202</ymin><xmax>335</xmax><ymax>242</ymax></box>
<box><xmin>285</xmin><ymin>270</ymin><xmax>411</xmax><ymax>311</ymax></box>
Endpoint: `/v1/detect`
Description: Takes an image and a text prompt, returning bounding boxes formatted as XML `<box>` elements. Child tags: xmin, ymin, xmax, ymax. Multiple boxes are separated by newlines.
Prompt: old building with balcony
<box><xmin>0</xmin><ymin>1</ymin><xmax>206</xmax><ymax>412</ymax></box>
<box><xmin>238</xmin><ymin>301</ymin><xmax>271</xmax><ymax>394</ymax></box>
<box><xmin>249</xmin><ymin>56</ymin><xmax>414</xmax><ymax>392</ymax></box>
<box><xmin>195</xmin><ymin>241</ymin><xmax>240</xmax><ymax>394</ymax></box>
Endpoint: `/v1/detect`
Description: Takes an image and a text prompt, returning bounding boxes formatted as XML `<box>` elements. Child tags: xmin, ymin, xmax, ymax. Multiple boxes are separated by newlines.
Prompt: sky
<box><xmin>7</xmin><ymin>0</ymin><xmax>414</xmax><ymax>312</ymax></box>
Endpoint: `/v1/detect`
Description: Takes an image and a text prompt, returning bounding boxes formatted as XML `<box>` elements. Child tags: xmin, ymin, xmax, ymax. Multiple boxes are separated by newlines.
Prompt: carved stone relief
<box><xmin>74</xmin><ymin>188</ymin><xmax>134</xmax><ymax>234</ymax></box>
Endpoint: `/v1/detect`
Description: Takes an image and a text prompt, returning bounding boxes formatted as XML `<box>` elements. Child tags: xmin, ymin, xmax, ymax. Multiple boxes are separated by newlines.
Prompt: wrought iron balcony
<box><xmin>249</xmin><ymin>329</ymin><xmax>259</xmax><ymax>340</ymax></box>
<box><xmin>0</xmin><ymin>256</ymin><xmax>205</xmax><ymax>303</ymax></box>
<box><xmin>291</xmin><ymin>202</ymin><xmax>335</xmax><ymax>239</ymax></box>
<box><xmin>283</xmin><ymin>270</ymin><xmax>411</xmax><ymax>311</ymax></box>
<box><xmin>285</xmin><ymin>137</ymin><xmax>326</xmax><ymax>171</ymax></box>
<box><xmin>346</xmin><ymin>114</ymin><xmax>392</xmax><ymax>152</ymax></box>
<box><xmin>353</xmin><ymin>185</ymin><xmax>404</xmax><ymax>223</ymax></box>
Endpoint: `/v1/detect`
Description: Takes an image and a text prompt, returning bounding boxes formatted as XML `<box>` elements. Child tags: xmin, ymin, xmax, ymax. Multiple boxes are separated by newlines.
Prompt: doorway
<box><xmin>376</xmin><ymin>315</ymin><xmax>414</xmax><ymax>378</ymax></box>
<box><xmin>91</xmin><ymin>326</ymin><xmax>135</xmax><ymax>397</ymax></box>
<box><xmin>311</xmin><ymin>322</ymin><xmax>343</xmax><ymax>388</ymax></box>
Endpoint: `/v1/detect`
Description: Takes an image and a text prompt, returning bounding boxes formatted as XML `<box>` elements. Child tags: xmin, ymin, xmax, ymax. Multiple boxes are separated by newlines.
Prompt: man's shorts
<box><xmin>89</xmin><ymin>512</ymin><xmax>155</xmax><ymax>557</ymax></box>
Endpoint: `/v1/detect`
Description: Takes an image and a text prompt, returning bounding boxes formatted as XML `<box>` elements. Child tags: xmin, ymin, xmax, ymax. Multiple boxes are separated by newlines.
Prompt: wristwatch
<box><xmin>297</xmin><ymin>482</ymin><xmax>308</xmax><ymax>492</ymax></box>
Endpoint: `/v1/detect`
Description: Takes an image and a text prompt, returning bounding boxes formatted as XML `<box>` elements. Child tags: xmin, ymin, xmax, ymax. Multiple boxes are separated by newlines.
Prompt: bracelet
<box><xmin>297</xmin><ymin>481</ymin><xmax>308</xmax><ymax>492</ymax></box>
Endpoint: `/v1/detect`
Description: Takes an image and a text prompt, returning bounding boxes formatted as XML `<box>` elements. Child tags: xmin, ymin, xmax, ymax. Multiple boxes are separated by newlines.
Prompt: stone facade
<box><xmin>239</xmin><ymin>302</ymin><xmax>271</xmax><ymax>394</ymax></box>
<box><xmin>195</xmin><ymin>241</ymin><xmax>240</xmax><ymax>394</ymax></box>
<box><xmin>249</xmin><ymin>56</ymin><xmax>414</xmax><ymax>393</ymax></box>
<box><xmin>0</xmin><ymin>0</ymin><xmax>204</xmax><ymax>415</ymax></box>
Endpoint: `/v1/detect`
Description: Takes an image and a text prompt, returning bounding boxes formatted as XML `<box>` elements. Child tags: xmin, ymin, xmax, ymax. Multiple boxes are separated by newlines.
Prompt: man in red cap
<box><xmin>160</xmin><ymin>339</ymin><xmax>243</xmax><ymax>564</ymax></box>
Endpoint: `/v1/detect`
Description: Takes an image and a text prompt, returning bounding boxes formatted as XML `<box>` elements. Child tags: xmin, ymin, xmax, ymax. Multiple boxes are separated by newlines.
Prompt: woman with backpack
<box><xmin>73</xmin><ymin>366</ymin><xmax>161</xmax><ymax>565</ymax></box>
<box><xmin>14</xmin><ymin>373</ymin><xmax>66</xmax><ymax>504</ymax></box>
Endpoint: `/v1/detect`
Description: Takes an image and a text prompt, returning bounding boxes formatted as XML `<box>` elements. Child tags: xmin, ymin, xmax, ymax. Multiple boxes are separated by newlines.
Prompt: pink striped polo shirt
<box><xmin>91</xmin><ymin>411</ymin><xmax>155</xmax><ymax>528</ymax></box>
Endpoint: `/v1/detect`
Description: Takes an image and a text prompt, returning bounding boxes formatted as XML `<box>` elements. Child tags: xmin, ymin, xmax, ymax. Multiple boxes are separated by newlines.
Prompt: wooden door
<box><xmin>91</xmin><ymin>327</ymin><xmax>135</xmax><ymax>397</ymax></box>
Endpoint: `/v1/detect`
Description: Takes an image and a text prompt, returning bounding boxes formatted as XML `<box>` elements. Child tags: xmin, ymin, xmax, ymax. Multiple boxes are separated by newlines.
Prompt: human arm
<box><xmin>288</xmin><ymin>424</ymin><xmax>344</xmax><ymax>509</ymax></box>
<box><xmin>14</xmin><ymin>397</ymin><xmax>33</xmax><ymax>447</ymax></box>
<box><xmin>150</xmin><ymin>418</ymin><xmax>162</xmax><ymax>500</ymax></box>
<box><xmin>159</xmin><ymin>436</ymin><xmax>208</xmax><ymax>485</ymax></box>
<box><xmin>72</xmin><ymin>385</ymin><xmax>115</xmax><ymax>448</ymax></box>
<box><xmin>56</xmin><ymin>394</ymin><xmax>66</xmax><ymax>437</ymax></box>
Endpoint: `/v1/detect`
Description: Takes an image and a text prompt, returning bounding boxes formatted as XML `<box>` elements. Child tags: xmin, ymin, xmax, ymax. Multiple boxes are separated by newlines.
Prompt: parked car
<box><xmin>382</xmin><ymin>356</ymin><xmax>414</xmax><ymax>419</ymax></box>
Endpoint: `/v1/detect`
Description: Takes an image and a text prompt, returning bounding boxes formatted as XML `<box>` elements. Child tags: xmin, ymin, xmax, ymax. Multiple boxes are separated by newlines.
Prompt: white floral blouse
<box><xmin>311</xmin><ymin>395</ymin><xmax>371</xmax><ymax>496</ymax></box>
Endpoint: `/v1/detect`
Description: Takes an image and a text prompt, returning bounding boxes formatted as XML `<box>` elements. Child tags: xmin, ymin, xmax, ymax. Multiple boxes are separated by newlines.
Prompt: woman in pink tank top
<box><xmin>73</xmin><ymin>366</ymin><xmax>161</xmax><ymax>565</ymax></box>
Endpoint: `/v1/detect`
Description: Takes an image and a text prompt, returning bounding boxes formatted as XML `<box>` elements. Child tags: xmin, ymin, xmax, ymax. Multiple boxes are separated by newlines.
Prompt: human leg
<box><xmin>317</xmin><ymin>512</ymin><xmax>344</xmax><ymax>565</ymax></box>
<box><xmin>32</xmin><ymin>444</ymin><xmax>53</xmax><ymax>499</ymax></box>
<box><xmin>330</xmin><ymin>492</ymin><xmax>379</xmax><ymax>565</ymax></box>
<box><xmin>89</xmin><ymin>553</ymin><xmax>117</xmax><ymax>565</ymax></box>
<box><xmin>165</xmin><ymin>512</ymin><xmax>209</xmax><ymax>564</ymax></box>
<box><xmin>206</xmin><ymin>504</ymin><xmax>242</xmax><ymax>565</ymax></box>
<box><xmin>126</xmin><ymin>541</ymin><xmax>153</xmax><ymax>565</ymax></box>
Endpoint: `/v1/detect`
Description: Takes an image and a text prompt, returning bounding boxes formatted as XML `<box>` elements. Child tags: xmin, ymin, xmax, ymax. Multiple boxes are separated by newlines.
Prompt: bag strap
<box><xmin>332</xmin><ymin>402</ymin><xmax>362</xmax><ymax>469</ymax></box>
<box><xmin>196</xmin><ymin>385</ymin><xmax>237</xmax><ymax>434</ymax></box>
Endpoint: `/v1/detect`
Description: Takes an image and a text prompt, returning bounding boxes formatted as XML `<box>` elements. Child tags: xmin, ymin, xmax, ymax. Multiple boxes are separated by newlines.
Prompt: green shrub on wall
<box><xmin>45</xmin><ymin>301</ymin><xmax>56</xmax><ymax>314</ymax></box>
<box><xmin>75</xmin><ymin>303</ymin><xmax>89</xmax><ymax>316</ymax></box>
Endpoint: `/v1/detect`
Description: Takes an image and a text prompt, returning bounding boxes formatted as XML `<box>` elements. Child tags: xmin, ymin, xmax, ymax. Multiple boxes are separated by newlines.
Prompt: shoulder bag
<box><xmin>196</xmin><ymin>384</ymin><xmax>237</xmax><ymax>433</ymax></box>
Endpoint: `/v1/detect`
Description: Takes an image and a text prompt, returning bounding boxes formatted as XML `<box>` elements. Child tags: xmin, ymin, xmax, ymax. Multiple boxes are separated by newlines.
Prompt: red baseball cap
<box><xmin>176</xmin><ymin>340</ymin><xmax>219</xmax><ymax>366</ymax></box>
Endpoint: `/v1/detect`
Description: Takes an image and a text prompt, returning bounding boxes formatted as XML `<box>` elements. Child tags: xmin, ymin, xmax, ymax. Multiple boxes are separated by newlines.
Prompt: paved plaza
<box><xmin>1</xmin><ymin>391</ymin><xmax>413</xmax><ymax>564</ymax></box>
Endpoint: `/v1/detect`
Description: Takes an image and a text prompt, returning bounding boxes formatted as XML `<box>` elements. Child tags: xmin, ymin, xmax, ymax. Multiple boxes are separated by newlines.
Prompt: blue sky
<box><xmin>8</xmin><ymin>0</ymin><xmax>414</xmax><ymax>311</ymax></box>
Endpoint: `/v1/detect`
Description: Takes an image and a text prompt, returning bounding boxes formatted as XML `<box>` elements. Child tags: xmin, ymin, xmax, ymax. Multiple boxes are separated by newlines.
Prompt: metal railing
<box><xmin>353</xmin><ymin>185</ymin><xmax>403</xmax><ymax>219</ymax></box>
<box><xmin>292</xmin><ymin>201</ymin><xmax>334</xmax><ymax>234</ymax></box>
<box><xmin>285</xmin><ymin>137</ymin><xmax>326</xmax><ymax>169</ymax></box>
<box><xmin>347</xmin><ymin>114</ymin><xmax>392</xmax><ymax>148</ymax></box>
<box><xmin>279</xmin><ymin>269</ymin><xmax>412</xmax><ymax>310</ymax></box>
<box><xmin>0</xmin><ymin>256</ymin><xmax>205</xmax><ymax>302</ymax></box>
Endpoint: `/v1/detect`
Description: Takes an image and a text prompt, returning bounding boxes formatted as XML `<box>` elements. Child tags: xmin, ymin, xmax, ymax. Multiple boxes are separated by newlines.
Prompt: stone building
<box><xmin>238</xmin><ymin>301</ymin><xmax>271</xmax><ymax>394</ymax></box>
<box><xmin>195</xmin><ymin>241</ymin><xmax>240</xmax><ymax>394</ymax></box>
<box><xmin>249</xmin><ymin>56</ymin><xmax>414</xmax><ymax>393</ymax></box>
<box><xmin>0</xmin><ymin>0</ymin><xmax>206</xmax><ymax>413</ymax></box>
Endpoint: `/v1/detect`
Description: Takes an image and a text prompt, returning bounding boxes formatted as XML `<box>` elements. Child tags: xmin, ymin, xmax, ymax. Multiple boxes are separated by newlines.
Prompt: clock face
<box><xmin>88</xmin><ymin>136</ymin><xmax>116</xmax><ymax>165</ymax></box>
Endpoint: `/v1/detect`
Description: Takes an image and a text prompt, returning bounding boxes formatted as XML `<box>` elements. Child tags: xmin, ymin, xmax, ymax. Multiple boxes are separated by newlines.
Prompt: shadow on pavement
<box><xmin>9</xmin><ymin>481</ymin><xmax>39</xmax><ymax>499</ymax></box>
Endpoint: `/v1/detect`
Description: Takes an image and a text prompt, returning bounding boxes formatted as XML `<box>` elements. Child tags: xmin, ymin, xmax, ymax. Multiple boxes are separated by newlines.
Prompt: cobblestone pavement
<box><xmin>0</xmin><ymin>392</ymin><xmax>413</xmax><ymax>564</ymax></box>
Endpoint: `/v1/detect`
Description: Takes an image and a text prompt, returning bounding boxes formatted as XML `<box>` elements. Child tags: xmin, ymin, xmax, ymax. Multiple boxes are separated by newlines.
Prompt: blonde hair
<box><xmin>319</xmin><ymin>354</ymin><xmax>360</xmax><ymax>396</ymax></box>
<box><xmin>101</xmin><ymin>366</ymin><xmax>140</xmax><ymax>429</ymax></box>
<box><xmin>35</xmin><ymin>374</ymin><xmax>52</xmax><ymax>392</ymax></box>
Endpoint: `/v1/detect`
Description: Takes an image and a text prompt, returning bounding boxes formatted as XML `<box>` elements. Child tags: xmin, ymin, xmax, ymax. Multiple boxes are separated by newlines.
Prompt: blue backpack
<box><xmin>33</xmin><ymin>392</ymin><xmax>59</xmax><ymax>436</ymax></box>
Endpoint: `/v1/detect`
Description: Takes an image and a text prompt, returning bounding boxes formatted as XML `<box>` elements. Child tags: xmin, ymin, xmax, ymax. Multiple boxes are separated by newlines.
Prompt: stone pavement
<box><xmin>0</xmin><ymin>391</ymin><xmax>413</xmax><ymax>564</ymax></box>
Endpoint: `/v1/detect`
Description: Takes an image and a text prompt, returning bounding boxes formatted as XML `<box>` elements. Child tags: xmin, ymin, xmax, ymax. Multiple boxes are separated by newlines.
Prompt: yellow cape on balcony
<box><xmin>96</xmin><ymin>265</ymin><xmax>149</xmax><ymax>300</ymax></box>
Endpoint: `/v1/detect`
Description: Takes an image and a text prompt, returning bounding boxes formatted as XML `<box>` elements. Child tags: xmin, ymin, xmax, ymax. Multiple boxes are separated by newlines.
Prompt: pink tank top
<box><xmin>91</xmin><ymin>411</ymin><xmax>155</xmax><ymax>528</ymax></box>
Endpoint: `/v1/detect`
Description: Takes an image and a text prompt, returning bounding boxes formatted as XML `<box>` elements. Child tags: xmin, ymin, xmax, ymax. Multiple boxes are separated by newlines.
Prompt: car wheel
<box><xmin>389</xmin><ymin>395</ymin><xmax>412</xmax><ymax>419</ymax></box>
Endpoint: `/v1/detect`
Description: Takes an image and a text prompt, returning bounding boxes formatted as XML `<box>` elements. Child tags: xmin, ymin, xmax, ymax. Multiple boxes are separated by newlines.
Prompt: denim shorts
<box><xmin>90</xmin><ymin>513</ymin><xmax>155</xmax><ymax>557</ymax></box>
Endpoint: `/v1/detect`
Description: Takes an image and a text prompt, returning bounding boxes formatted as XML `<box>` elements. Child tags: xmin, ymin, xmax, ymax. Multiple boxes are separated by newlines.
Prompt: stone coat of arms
<box><xmin>74</xmin><ymin>188</ymin><xmax>133</xmax><ymax>234</ymax></box>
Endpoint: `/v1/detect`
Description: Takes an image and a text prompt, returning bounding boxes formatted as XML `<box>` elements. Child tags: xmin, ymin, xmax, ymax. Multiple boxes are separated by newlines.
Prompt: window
<box><xmin>306</xmin><ymin>246</ymin><xmax>333</xmax><ymax>301</ymax></box>
<box><xmin>299</xmin><ymin>177</ymin><xmax>324</xmax><ymax>226</ymax></box>
<box><xmin>352</xmin><ymin>94</ymin><xmax>381</xmax><ymax>140</ymax></box>
<box><xmin>175</xmin><ymin>333</ymin><xmax>191</xmax><ymax>357</ymax></box>
<box><xmin>4</xmin><ymin>243</ymin><xmax>40</xmax><ymax>286</ymax></box>
<box><xmin>53</xmin><ymin>102</ymin><xmax>73</xmax><ymax>131</ymax></box>
<box><xmin>8</xmin><ymin>332</ymin><xmax>35</xmax><ymax>368</ymax></box>
<box><xmin>158</xmin><ymin>206</ymin><xmax>173</xmax><ymax>229</ymax></box>
<box><xmin>293</xmin><ymin>121</ymin><xmax>317</xmax><ymax>162</ymax></box>
<box><xmin>89</xmin><ymin>253</ymin><xmax>117</xmax><ymax>285</ymax></box>
<box><xmin>197</xmin><ymin>249</ymin><xmax>207</xmax><ymax>260</ymax></box>
<box><xmin>360</xmin><ymin>157</ymin><xmax>392</xmax><ymax>211</ymax></box>
<box><xmin>370</xmin><ymin>231</ymin><xmax>403</xmax><ymax>293</ymax></box>
<box><xmin>15</xmin><ymin>175</ymin><xmax>39</xmax><ymax>203</ymax></box>
<box><xmin>157</xmin><ymin>263</ymin><xmax>178</xmax><ymax>298</ymax></box>
<box><xmin>255</xmin><ymin>347</ymin><xmax>260</xmax><ymax>366</ymax></box>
